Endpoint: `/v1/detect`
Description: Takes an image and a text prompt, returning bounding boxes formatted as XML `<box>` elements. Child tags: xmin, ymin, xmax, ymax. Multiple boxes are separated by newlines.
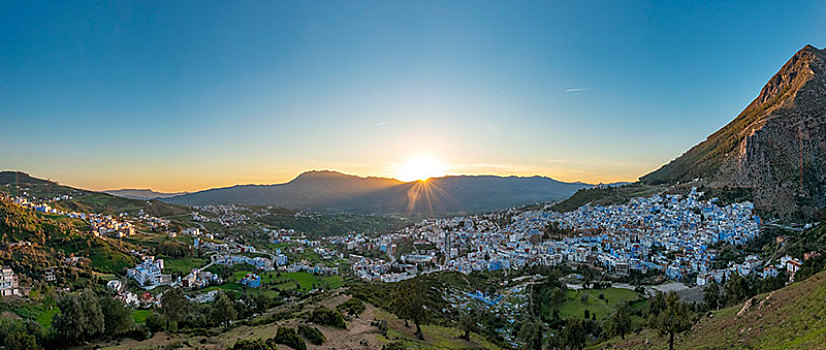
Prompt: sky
<box><xmin>1</xmin><ymin>1</ymin><xmax>825</xmax><ymax>192</ymax></box>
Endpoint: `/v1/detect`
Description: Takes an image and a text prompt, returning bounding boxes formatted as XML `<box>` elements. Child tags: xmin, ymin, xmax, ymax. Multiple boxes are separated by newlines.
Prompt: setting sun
<box><xmin>395</xmin><ymin>156</ymin><xmax>449</xmax><ymax>182</ymax></box>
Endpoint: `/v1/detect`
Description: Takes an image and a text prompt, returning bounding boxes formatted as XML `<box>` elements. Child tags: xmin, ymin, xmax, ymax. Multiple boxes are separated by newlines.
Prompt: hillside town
<box><xmin>344</xmin><ymin>188</ymin><xmax>785</xmax><ymax>287</ymax></box>
<box><xmin>1</xmin><ymin>184</ymin><xmax>819</xmax><ymax>331</ymax></box>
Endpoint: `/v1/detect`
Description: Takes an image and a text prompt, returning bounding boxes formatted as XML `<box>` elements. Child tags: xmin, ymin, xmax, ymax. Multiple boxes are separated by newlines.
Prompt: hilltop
<box><xmin>104</xmin><ymin>189</ymin><xmax>190</xmax><ymax>200</ymax></box>
<box><xmin>162</xmin><ymin>170</ymin><xmax>592</xmax><ymax>216</ymax></box>
<box><xmin>0</xmin><ymin>171</ymin><xmax>192</xmax><ymax>217</ymax></box>
<box><xmin>640</xmin><ymin>45</ymin><xmax>826</xmax><ymax>218</ymax></box>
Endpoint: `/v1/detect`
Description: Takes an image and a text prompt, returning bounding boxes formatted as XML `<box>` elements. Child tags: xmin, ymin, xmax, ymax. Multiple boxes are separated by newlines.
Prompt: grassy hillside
<box><xmin>253</xmin><ymin>209</ymin><xmax>406</xmax><ymax>237</ymax></box>
<box><xmin>0</xmin><ymin>179</ymin><xmax>193</xmax><ymax>218</ymax></box>
<box><xmin>603</xmin><ymin>268</ymin><xmax>826</xmax><ymax>349</ymax></box>
<box><xmin>552</xmin><ymin>183</ymin><xmax>666</xmax><ymax>212</ymax></box>
<box><xmin>0</xmin><ymin>197</ymin><xmax>137</xmax><ymax>278</ymax></box>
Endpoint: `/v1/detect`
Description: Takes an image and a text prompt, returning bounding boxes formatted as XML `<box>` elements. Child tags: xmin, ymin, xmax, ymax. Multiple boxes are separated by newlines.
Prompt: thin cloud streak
<box><xmin>565</xmin><ymin>88</ymin><xmax>590</xmax><ymax>92</ymax></box>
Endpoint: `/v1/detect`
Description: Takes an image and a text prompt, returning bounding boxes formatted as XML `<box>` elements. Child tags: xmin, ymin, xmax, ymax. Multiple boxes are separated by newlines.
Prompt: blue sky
<box><xmin>1</xmin><ymin>1</ymin><xmax>824</xmax><ymax>191</ymax></box>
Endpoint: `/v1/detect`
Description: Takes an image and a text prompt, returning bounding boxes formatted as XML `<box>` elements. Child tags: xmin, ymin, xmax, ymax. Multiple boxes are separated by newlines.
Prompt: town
<box><xmin>3</xmin><ymin>186</ymin><xmax>814</xmax><ymax>305</ymax></box>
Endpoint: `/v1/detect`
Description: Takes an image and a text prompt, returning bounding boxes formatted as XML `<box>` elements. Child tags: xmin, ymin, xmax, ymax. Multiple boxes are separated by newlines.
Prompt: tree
<box><xmin>161</xmin><ymin>288</ymin><xmax>188</xmax><ymax>329</ymax></box>
<box><xmin>559</xmin><ymin>318</ymin><xmax>587</xmax><ymax>350</ymax></box>
<box><xmin>703</xmin><ymin>283</ymin><xmax>720</xmax><ymax>311</ymax></box>
<box><xmin>390</xmin><ymin>279</ymin><xmax>426</xmax><ymax>340</ymax></box>
<box><xmin>211</xmin><ymin>292</ymin><xmax>237</xmax><ymax>329</ymax></box>
<box><xmin>336</xmin><ymin>298</ymin><xmax>366</xmax><ymax>317</ymax></box>
<box><xmin>550</xmin><ymin>287</ymin><xmax>566</xmax><ymax>305</ymax></box>
<box><xmin>298</xmin><ymin>325</ymin><xmax>326</xmax><ymax>345</ymax></box>
<box><xmin>458</xmin><ymin>304</ymin><xmax>481</xmax><ymax>340</ymax></box>
<box><xmin>654</xmin><ymin>291</ymin><xmax>693</xmax><ymax>350</ymax></box>
<box><xmin>610</xmin><ymin>303</ymin><xmax>631</xmax><ymax>340</ymax></box>
<box><xmin>308</xmin><ymin>307</ymin><xmax>346</xmax><ymax>329</ymax></box>
<box><xmin>517</xmin><ymin>316</ymin><xmax>544</xmax><ymax>350</ymax></box>
<box><xmin>52</xmin><ymin>289</ymin><xmax>104</xmax><ymax>344</ymax></box>
<box><xmin>724</xmin><ymin>273</ymin><xmax>751</xmax><ymax>306</ymax></box>
<box><xmin>99</xmin><ymin>296</ymin><xmax>136</xmax><ymax>336</ymax></box>
<box><xmin>5</xmin><ymin>331</ymin><xmax>38</xmax><ymax>350</ymax></box>
<box><xmin>273</xmin><ymin>327</ymin><xmax>306</xmax><ymax>350</ymax></box>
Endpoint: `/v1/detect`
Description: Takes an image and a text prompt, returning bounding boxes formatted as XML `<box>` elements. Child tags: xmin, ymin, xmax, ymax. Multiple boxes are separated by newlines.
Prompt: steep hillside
<box><xmin>640</xmin><ymin>45</ymin><xmax>826</xmax><ymax>217</ymax></box>
<box><xmin>551</xmin><ymin>183</ymin><xmax>667</xmax><ymax>212</ymax></box>
<box><xmin>606</xmin><ymin>267</ymin><xmax>826</xmax><ymax>349</ymax></box>
<box><xmin>0</xmin><ymin>171</ymin><xmax>192</xmax><ymax>217</ymax></box>
<box><xmin>0</xmin><ymin>171</ymin><xmax>55</xmax><ymax>186</ymax></box>
<box><xmin>0</xmin><ymin>197</ymin><xmax>138</xmax><ymax>280</ymax></box>
<box><xmin>163</xmin><ymin>171</ymin><xmax>592</xmax><ymax>215</ymax></box>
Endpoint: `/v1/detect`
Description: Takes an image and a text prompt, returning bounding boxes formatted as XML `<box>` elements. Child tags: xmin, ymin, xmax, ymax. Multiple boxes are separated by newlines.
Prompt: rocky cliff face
<box><xmin>641</xmin><ymin>45</ymin><xmax>826</xmax><ymax>217</ymax></box>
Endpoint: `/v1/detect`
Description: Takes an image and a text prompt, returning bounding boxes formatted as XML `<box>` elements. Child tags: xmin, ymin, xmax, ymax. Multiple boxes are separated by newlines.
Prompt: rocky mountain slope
<box><xmin>162</xmin><ymin>170</ymin><xmax>592</xmax><ymax>215</ymax></box>
<box><xmin>641</xmin><ymin>45</ymin><xmax>826</xmax><ymax>217</ymax></box>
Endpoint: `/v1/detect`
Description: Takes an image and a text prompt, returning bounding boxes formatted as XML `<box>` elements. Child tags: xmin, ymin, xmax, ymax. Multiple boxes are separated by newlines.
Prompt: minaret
<box><xmin>444</xmin><ymin>231</ymin><xmax>451</xmax><ymax>258</ymax></box>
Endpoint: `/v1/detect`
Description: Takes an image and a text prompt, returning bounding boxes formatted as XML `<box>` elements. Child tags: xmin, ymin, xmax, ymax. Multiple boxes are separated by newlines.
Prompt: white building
<box><xmin>0</xmin><ymin>267</ymin><xmax>20</xmax><ymax>296</ymax></box>
<box><xmin>126</xmin><ymin>256</ymin><xmax>170</xmax><ymax>287</ymax></box>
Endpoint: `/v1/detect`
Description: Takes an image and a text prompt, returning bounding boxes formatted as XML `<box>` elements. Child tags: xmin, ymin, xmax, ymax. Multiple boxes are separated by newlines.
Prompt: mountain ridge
<box><xmin>640</xmin><ymin>44</ymin><xmax>826</xmax><ymax>218</ymax></box>
<box><xmin>161</xmin><ymin>170</ymin><xmax>593</xmax><ymax>215</ymax></box>
<box><xmin>103</xmin><ymin>188</ymin><xmax>190</xmax><ymax>200</ymax></box>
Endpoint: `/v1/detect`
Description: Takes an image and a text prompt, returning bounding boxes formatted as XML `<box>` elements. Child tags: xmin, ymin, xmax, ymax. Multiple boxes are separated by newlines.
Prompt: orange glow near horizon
<box><xmin>18</xmin><ymin>159</ymin><xmax>647</xmax><ymax>193</ymax></box>
<box><xmin>393</xmin><ymin>156</ymin><xmax>449</xmax><ymax>182</ymax></box>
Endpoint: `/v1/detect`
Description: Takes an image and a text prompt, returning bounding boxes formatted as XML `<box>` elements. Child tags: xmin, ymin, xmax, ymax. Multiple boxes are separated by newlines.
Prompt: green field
<box><xmin>162</xmin><ymin>256</ymin><xmax>208</xmax><ymax>275</ymax></box>
<box><xmin>131</xmin><ymin>309</ymin><xmax>151</xmax><ymax>324</ymax></box>
<box><xmin>557</xmin><ymin>288</ymin><xmax>641</xmax><ymax>320</ymax></box>
<box><xmin>12</xmin><ymin>303</ymin><xmax>58</xmax><ymax>328</ymax></box>
<box><xmin>228</xmin><ymin>270</ymin><xmax>343</xmax><ymax>292</ymax></box>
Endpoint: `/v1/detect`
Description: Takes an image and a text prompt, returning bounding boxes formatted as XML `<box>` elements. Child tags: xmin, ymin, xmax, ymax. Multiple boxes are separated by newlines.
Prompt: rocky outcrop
<box><xmin>641</xmin><ymin>45</ymin><xmax>826</xmax><ymax>217</ymax></box>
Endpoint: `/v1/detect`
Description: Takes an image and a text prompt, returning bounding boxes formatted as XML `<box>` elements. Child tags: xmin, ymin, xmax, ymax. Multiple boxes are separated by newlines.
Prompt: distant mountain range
<box><xmin>641</xmin><ymin>45</ymin><xmax>826</xmax><ymax>217</ymax></box>
<box><xmin>160</xmin><ymin>170</ymin><xmax>593</xmax><ymax>215</ymax></box>
<box><xmin>104</xmin><ymin>189</ymin><xmax>190</xmax><ymax>200</ymax></box>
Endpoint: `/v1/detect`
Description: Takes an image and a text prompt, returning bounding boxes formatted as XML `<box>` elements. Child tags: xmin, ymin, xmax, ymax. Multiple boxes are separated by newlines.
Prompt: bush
<box><xmin>336</xmin><ymin>298</ymin><xmax>366</xmax><ymax>317</ymax></box>
<box><xmin>298</xmin><ymin>324</ymin><xmax>326</xmax><ymax>345</ymax></box>
<box><xmin>274</xmin><ymin>327</ymin><xmax>306</xmax><ymax>350</ymax></box>
<box><xmin>232</xmin><ymin>338</ymin><xmax>278</xmax><ymax>350</ymax></box>
<box><xmin>308</xmin><ymin>307</ymin><xmax>346</xmax><ymax>329</ymax></box>
<box><xmin>145</xmin><ymin>312</ymin><xmax>165</xmax><ymax>333</ymax></box>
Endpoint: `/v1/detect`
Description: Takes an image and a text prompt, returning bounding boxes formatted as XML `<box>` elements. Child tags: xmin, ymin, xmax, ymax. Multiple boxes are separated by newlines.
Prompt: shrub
<box><xmin>273</xmin><ymin>327</ymin><xmax>306</xmax><ymax>350</ymax></box>
<box><xmin>336</xmin><ymin>298</ymin><xmax>366</xmax><ymax>317</ymax></box>
<box><xmin>145</xmin><ymin>312</ymin><xmax>165</xmax><ymax>333</ymax></box>
<box><xmin>309</xmin><ymin>307</ymin><xmax>346</xmax><ymax>329</ymax></box>
<box><xmin>298</xmin><ymin>324</ymin><xmax>326</xmax><ymax>345</ymax></box>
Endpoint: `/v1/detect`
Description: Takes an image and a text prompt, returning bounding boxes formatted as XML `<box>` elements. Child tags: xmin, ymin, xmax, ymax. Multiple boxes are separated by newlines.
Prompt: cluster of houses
<box><xmin>214</xmin><ymin>254</ymin><xmax>274</xmax><ymax>270</ymax></box>
<box><xmin>192</xmin><ymin>204</ymin><xmax>252</xmax><ymax>227</ymax></box>
<box><xmin>181</xmin><ymin>269</ymin><xmax>222</xmax><ymax>289</ymax></box>
<box><xmin>346</xmin><ymin>188</ymin><xmax>769</xmax><ymax>285</ymax></box>
<box><xmin>89</xmin><ymin>216</ymin><xmax>135</xmax><ymax>238</ymax></box>
<box><xmin>9</xmin><ymin>195</ymin><xmax>165</xmax><ymax>239</ymax></box>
